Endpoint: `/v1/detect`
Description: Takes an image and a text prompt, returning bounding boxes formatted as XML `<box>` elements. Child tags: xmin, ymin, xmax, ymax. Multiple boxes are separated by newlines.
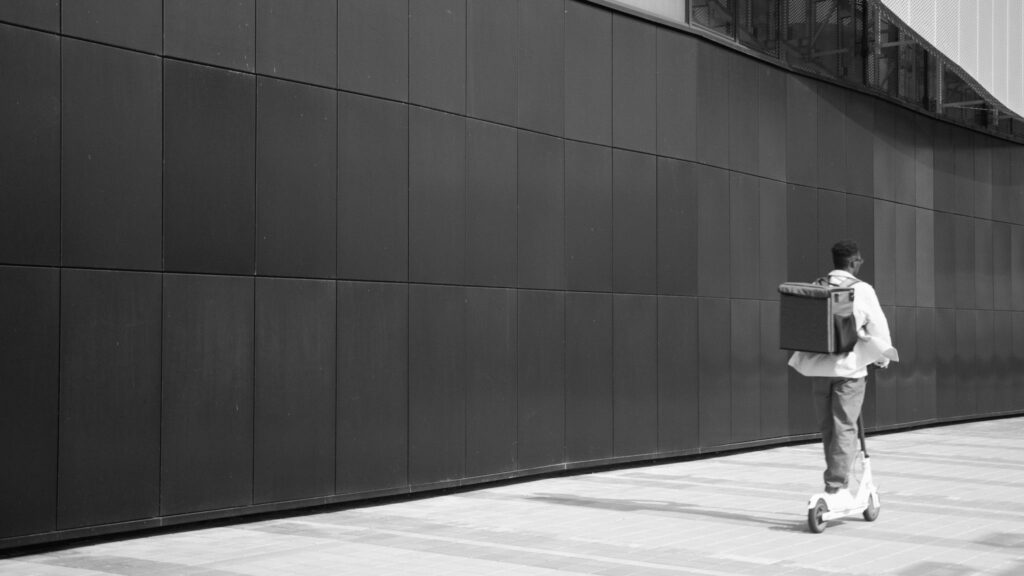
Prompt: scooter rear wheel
<box><xmin>808</xmin><ymin>498</ymin><xmax>829</xmax><ymax>533</ymax></box>
<box><xmin>863</xmin><ymin>494</ymin><xmax>880</xmax><ymax>522</ymax></box>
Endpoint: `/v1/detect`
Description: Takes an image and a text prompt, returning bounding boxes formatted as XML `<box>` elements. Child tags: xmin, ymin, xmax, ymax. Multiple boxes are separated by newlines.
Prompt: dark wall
<box><xmin>3</xmin><ymin>0</ymin><xmax>1024</xmax><ymax>549</ymax></box>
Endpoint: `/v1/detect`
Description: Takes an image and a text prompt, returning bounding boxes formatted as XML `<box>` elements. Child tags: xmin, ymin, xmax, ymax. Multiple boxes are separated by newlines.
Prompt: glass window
<box><xmin>607</xmin><ymin>0</ymin><xmax>687</xmax><ymax>26</ymax></box>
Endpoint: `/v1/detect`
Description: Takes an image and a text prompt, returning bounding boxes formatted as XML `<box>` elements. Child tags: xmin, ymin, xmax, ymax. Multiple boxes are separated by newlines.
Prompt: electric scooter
<box><xmin>807</xmin><ymin>414</ymin><xmax>880</xmax><ymax>533</ymax></box>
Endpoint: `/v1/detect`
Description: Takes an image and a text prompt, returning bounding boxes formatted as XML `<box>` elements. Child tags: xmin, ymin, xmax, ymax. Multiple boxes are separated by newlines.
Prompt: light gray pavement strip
<box><xmin>4</xmin><ymin>417</ymin><xmax>1024</xmax><ymax>575</ymax></box>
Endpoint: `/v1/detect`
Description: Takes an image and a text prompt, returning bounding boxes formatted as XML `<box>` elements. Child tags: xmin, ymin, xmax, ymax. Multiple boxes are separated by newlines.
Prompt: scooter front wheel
<box><xmin>863</xmin><ymin>493</ymin><xmax>880</xmax><ymax>522</ymax></box>
<box><xmin>808</xmin><ymin>498</ymin><xmax>829</xmax><ymax>533</ymax></box>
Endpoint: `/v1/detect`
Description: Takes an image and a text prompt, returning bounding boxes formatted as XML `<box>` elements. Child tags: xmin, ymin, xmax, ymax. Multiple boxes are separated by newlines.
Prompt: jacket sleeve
<box><xmin>855</xmin><ymin>283</ymin><xmax>891</xmax><ymax>346</ymax></box>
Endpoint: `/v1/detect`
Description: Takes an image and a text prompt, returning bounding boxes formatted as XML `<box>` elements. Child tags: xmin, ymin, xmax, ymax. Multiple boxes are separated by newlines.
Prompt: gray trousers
<box><xmin>813</xmin><ymin>377</ymin><xmax>866</xmax><ymax>490</ymax></box>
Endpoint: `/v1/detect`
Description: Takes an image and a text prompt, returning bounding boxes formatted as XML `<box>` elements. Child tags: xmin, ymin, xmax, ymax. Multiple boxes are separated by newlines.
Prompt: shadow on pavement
<box><xmin>527</xmin><ymin>493</ymin><xmax>808</xmax><ymax>533</ymax></box>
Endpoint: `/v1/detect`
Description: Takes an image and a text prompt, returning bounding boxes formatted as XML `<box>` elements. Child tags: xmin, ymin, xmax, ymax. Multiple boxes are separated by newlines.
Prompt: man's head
<box><xmin>832</xmin><ymin>239</ymin><xmax>863</xmax><ymax>274</ymax></box>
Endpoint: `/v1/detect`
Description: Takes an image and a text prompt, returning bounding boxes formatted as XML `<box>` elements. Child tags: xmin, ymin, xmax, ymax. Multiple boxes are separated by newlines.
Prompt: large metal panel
<box><xmin>164</xmin><ymin>0</ymin><xmax>254</xmax><ymax>71</ymax></box>
<box><xmin>1014</xmin><ymin>226</ymin><xmax>1024</xmax><ymax>311</ymax></box>
<box><xmin>0</xmin><ymin>0</ymin><xmax>58</xmax><ymax>31</ymax></box>
<box><xmin>916</xmin><ymin>209</ymin><xmax>935</xmax><ymax>308</ymax></box>
<box><xmin>1012</xmin><ymin>142</ymin><xmax>1024</xmax><ymax>225</ymax></box>
<box><xmin>954</xmin><ymin>309</ymin><xmax>976</xmax><ymax>418</ymax></box>
<box><xmin>933</xmin><ymin>212</ymin><xmax>956</xmax><ymax>309</ymax></box>
<box><xmin>846</xmin><ymin>193</ymin><xmax>875</xmax><ymax>284</ymax></box>
<box><xmin>338</xmin><ymin>0</ymin><xmax>407</xmax><ymax>101</ymax></box>
<box><xmin>518</xmin><ymin>0</ymin><xmax>564</xmax><ymax>136</ymax></box>
<box><xmin>656</xmin><ymin>28</ymin><xmax>697</xmax><ymax>161</ymax></box>
<box><xmin>658</xmin><ymin>295</ymin><xmax>699</xmax><ymax>452</ymax></box>
<box><xmin>337</xmin><ymin>281</ymin><xmax>408</xmax><ymax>494</ymax></box>
<box><xmin>787</xmin><ymin>185</ymin><xmax>818</xmax><ymax>284</ymax></box>
<box><xmin>565</xmin><ymin>0</ymin><xmax>611</xmax><ymax>146</ymax></box>
<box><xmin>467</xmin><ymin>119</ymin><xmax>517</xmax><ymax>288</ymax></box>
<box><xmin>816</xmin><ymin>83</ymin><xmax>845</xmax><ymax>193</ymax></box>
<box><xmin>954</xmin><ymin>215</ymin><xmax>976</xmax><ymax>310</ymax></box>
<box><xmin>62</xmin><ymin>40</ymin><xmax>161</xmax><ymax>271</ymax></box>
<box><xmin>517</xmin><ymin>290</ymin><xmax>565</xmax><ymax>470</ymax></box>
<box><xmin>730</xmin><ymin>173</ymin><xmax>759</xmax><ymax>299</ymax></box>
<box><xmin>409</xmin><ymin>107</ymin><xmax>466</xmax><ymax>285</ymax></box>
<box><xmin>409</xmin><ymin>284</ymin><xmax>466</xmax><ymax>486</ymax></box>
<box><xmin>730</xmin><ymin>299</ymin><xmax>760</xmax><ymax>443</ymax></box>
<box><xmin>161</xmin><ymin>274</ymin><xmax>254</xmax><ymax>516</ymax></box>
<box><xmin>729</xmin><ymin>56</ymin><xmax>761</xmax><ymax>181</ymax></box>
<box><xmin>467</xmin><ymin>0</ymin><xmax>517</xmax><ymax>125</ymax></box>
<box><xmin>410</xmin><ymin>0</ymin><xmax>465</xmax><ymax>114</ymax></box>
<box><xmin>465</xmin><ymin>287</ymin><xmax>517</xmax><ymax>478</ymax></box>
<box><xmin>338</xmin><ymin>92</ymin><xmax>408</xmax><ymax>282</ymax></box>
<box><xmin>1013</xmin><ymin>312</ymin><xmax>1024</xmax><ymax>410</ymax></box>
<box><xmin>256</xmin><ymin>0</ymin><xmax>337</xmax><ymax>87</ymax></box>
<box><xmin>257</xmin><ymin>77</ymin><xmax>336</xmax><ymax>279</ymax></box>
<box><xmin>254</xmin><ymin>278</ymin><xmax>335</xmax><ymax>505</ymax></box>
<box><xmin>953</xmin><ymin>127</ymin><xmax>974</xmax><ymax>217</ymax></box>
<box><xmin>728</xmin><ymin>52</ymin><xmax>758</xmax><ymax>176</ymax></box>
<box><xmin>657</xmin><ymin>157</ymin><xmax>697</xmax><ymax>296</ymax></box>
<box><xmin>992</xmin><ymin>142</ymin><xmax>1012</xmax><ymax>223</ymax></box>
<box><xmin>0</xmin><ymin>267</ymin><xmax>58</xmax><ymax>538</ymax></box>
<box><xmin>916</xmin><ymin>307</ymin><xmax>937</xmax><ymax>422</ymax></box>
<box><xmin>975</xmin><ymin>219</ymin><xmax>994</xmax><ymax>310</ymax></box>
<box><xmin>897</xmin><ymin>307</ymin><xmax>920</xmax><ymax>423</ymax></box>
<box><xmin>994</xmin><ymin>222</ymin><xmax>1012</xmax><ymax>310</ymax></box>
<box><xmin>893</xmin><ymin>203</ymin><xmax>917</xmax><ymax>307</ymax></box>
<box><xmin>787</xmin><ymin>371</ymin><xmax>817</xmax><ymax>436</ymax></box>
<box><xmin>613</xmin><ymin>294</ymin><xmax>658</xmax><ymax>457</ymax></box>
<box><xmin>844</xmin><ymin>91</ymin><xmax>873</xmax><ymax>198</ymax></box>
<box><xmin>565</xmin><ymin>292</ymin><xmax>613</xmax><ymax>463</ymax></box>
<box><xmin>613</xmin><ymin>13</ymin><xmax>656</xmax><ymax>153</ymax></box>
<box><xmin>613</xmin><ymin>150</ymin><xmax>657</xmax><ymax>294</ymax></box>
<box><xmin>1015</xmin><ymin>312</ymin><xmax>1024</xmax><ymax>411</ymax></box>
<box><xmin>58</xmin><ymin>270</ymin><xmax>161</xmax><ymax>530</ymax></box>
<box><xmin>817</xmin><ymin>189</ymin><xmax>846</xmax><ymax>275</ymax></box>
<box><xmin>786</xmin><ymin>75</ymin><xmax>817</xmax><ymax>188</ymax></box>
<box><xmin>699</xmin><ymin>297</ymin><xmax>731</xmax><ymax>448</ymax></box>
<box><xmin>518</xmin><ymin>131</ymin><xmax>565</xmax><ymax>290</ymax></box>
<box><xmin>892</xmin><ymin>108</ymin><xmax>916</xmax><ymax>206</ymax></box>
<box><xmin>872</xmin><ymin>101</ymin><xmax>894</xmax><ymax>202</ymax></box>
<box><xmin>163</xmin><ymin>61</ymin><xmax>255</xmax><ymax>275</ymax></box>
<box><xmin>974</xmin><ymin>310</ymin><xmax>995</xmax><ymax>415</ymax></box>
<box><xmin>566</xmin><ymin>141</ymin><xmax>613</xmax><ymax>292</ymax></box>
<box><xmin>759</xmin><ymin>301</ymin><xmax>788</xmax><ymax>438</ymax></box>
<box><xmin>973</xmin><ymin>134</ymin><xmax>993</xmax><ymax>219</ymax></box>
<box><xmin>698</xmin><ymin>165</ymin><xmax>730</xmax><ymax>297</ymax></box>
<box><xmin>932</xmin><ymin>123</ymin><xmax>956</xmax><ymax>213</ymax></box>
<box><xmin>992</xmin><ymin>311</ymin><xmax>1013</xmax><ymax>413</ymax></box>
<box><xmin>759</xmin><ymin>179</ymin><xmax>787</xmax><ymax>300</ymax></box>
<box><xmin>757</xmin><ymin>66</ymin><xmax>787</xmax><ymax>182</ymax></box>
<box><xmin>0</xmin><ymin>25</ymin><xmax>59</xmax><ymax>266</ymax></box>
<box><xmin>696</xmin><ymin>42</ymin><xmax>729</xmax><ymax>169</ymax></box>
<box><xmin>915</xmin><ymin>114</ymin><xmax>934</xmax><ymax>209</ymax></box>
<box><xmin>63</xmin><ymin>0</ymin><xmax>161</xmax><ymax>53</ymax></box>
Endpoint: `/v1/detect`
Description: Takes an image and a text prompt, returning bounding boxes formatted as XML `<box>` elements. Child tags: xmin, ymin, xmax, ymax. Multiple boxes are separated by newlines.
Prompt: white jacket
<box><xmin>788</xmin><ymin>270</ymin><xmax>898</xmax><ymax>379</ymax></box>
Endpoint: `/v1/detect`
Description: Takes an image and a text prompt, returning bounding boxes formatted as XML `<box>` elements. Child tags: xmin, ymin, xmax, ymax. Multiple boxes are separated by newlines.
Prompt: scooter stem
<box><xmin>858</xmin><ymin>413</ymin><xmax>869</xmax><ymax>458</ymax></box>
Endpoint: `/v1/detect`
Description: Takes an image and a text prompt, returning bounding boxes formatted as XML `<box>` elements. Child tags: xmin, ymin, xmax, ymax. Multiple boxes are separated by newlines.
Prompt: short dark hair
<box><xmin>832</xmin><ymin>239</ymin><xmax>860</xmax><ymax>269</ymax></box>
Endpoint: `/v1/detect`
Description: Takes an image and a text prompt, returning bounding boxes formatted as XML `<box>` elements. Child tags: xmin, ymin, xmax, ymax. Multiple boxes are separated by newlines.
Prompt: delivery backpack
<box><xmin>778</xmin><ymin>275</ymin><xmax>860</xmax><ymax>354</ymax></box>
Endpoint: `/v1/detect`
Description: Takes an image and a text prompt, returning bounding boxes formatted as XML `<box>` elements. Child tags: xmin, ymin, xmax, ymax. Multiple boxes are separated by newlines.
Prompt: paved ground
<box><xmin>3</xmin><ymin>417</ymin><xmax>1024</xmax><ymax>575</ymax></box>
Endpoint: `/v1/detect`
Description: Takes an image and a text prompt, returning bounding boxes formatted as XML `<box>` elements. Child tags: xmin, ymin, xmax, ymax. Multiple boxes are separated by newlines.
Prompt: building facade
<box><xmin>2</xmin><ymin>0</ymin><xmax>1024</xmax><ymax>550</ymax></box>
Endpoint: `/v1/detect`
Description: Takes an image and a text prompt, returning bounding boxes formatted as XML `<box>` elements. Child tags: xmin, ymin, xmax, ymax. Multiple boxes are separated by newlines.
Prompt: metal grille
<box><xmin>691</xmin><ymin>0</ymin><xmax>735</xmax><ymax>37</ymax></box>
<box><xmin>736</xmin><ymin>0</ymin><xmax>781</xmax><ymax>57</ymax></box>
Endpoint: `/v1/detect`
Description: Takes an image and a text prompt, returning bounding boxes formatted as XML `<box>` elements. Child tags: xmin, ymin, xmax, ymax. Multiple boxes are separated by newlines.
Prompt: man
<box><xmin>814</xmin><ymin>240</ymin><xmax>891</xmax><ymax>500</ymax></box>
